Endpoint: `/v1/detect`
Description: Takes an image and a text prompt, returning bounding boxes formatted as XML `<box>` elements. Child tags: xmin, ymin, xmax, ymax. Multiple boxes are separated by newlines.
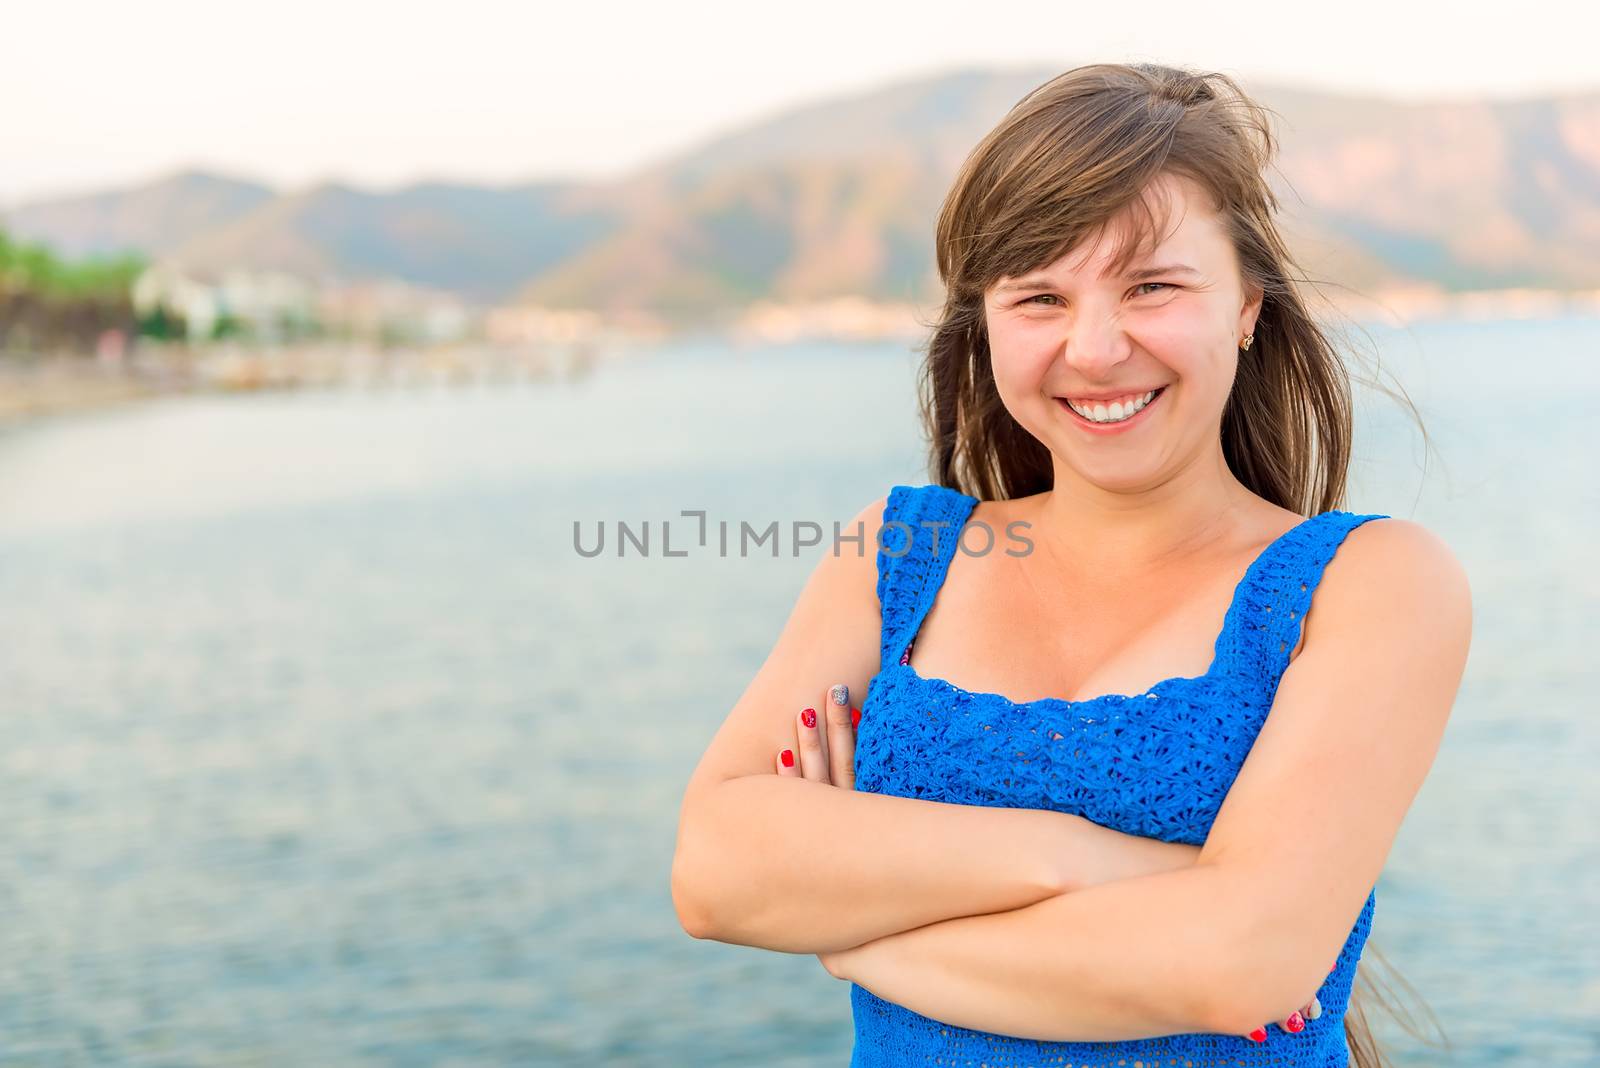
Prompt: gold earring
<box><xmin>1240</xmin><ymin>333</ymin><xmax>1255</xmax><ymax>351</ymax></box>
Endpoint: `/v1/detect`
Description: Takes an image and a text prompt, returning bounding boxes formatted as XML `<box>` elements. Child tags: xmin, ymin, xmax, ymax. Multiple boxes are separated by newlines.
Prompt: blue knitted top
<box><xmin>851</xmin><ymin>482</ymin><xmax>1391</xmax><ymax>1068</ymax></box>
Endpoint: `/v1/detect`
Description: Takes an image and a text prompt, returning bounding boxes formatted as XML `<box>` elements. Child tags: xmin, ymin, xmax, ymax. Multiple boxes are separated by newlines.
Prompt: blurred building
<box><xmin>132</xmin><ymin>265</ymin><xmax>317</xmax><ymax>343</ymax></box>
<box><xmin>131</xmin><ymin>265</ymin><xmax>482</xmax><ymax>347</ymax></box>
<box><xmin>484</xmin><ymin>304</ymin><xmax>605</xmax><ymax>345</ymax></box>
<box><xmin>317</xmin><ymin>279</ymin><xmax>478</xmax><ymax>346</ymax></box>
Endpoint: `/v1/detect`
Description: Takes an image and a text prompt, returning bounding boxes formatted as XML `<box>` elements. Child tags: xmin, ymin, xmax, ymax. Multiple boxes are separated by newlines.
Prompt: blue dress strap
<box><xmin>875</xmin><ymin>483</ymin><xmax>979</xmax><ymax>672</ymax></box>
<box><xmin>1219</xmin><ymin>509</ymin><xmax>1393</xmax><ymax>692</ymax></box>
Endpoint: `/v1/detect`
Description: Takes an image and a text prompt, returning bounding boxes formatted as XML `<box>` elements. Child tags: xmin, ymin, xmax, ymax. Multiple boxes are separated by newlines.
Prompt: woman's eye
<box><xmin>1023</xmin><ymin>283</ymin><xmax>1171</xmax><ymax>306</ymax></box>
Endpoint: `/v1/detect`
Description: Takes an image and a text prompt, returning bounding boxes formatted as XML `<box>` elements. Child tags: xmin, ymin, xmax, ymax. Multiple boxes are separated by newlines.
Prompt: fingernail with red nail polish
<box><xmin>780</xmin><ymin>749</ymin><xmax>794</xmax><ymax>768</ymax></box>
<box><xmin>850</xmin><ymin>707</ymin><xmax>861</xmax><ymax>729</ymax></box>
<box><xmin>1285</xmin><ymin>1012</ymin><xmax>1304</xmax><ymax>1033</ymax></box>
<box><xmin>801</xmin><ymin>708</ymin><xmax>816</xmax><ymax>728</ymax></box>
<box><xmin>1247</xmin><ymin>1027</ymin><xmax>1266</xmax><ymax>1043</ymax></box>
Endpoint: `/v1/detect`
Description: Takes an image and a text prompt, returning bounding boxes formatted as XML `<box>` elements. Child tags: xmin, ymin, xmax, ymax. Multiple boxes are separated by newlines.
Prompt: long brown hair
<box><xmin>915</xmin><ymin>61</ymin><xmax>1448</xmax><ymax>1065</ymax></box>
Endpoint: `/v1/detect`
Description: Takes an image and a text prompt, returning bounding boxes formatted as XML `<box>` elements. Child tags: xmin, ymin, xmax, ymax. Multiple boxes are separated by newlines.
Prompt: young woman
<box><xmin>672</xmin><ymin>62</ymin><xmax>1471</xmax><ymax>1067</ymax></box>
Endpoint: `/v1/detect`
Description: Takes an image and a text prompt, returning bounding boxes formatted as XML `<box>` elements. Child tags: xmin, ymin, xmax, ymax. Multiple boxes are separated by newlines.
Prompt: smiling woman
<box><xmin>671</xmin><ymin>61</ymin><xmax>1470</xmax><ymax>1068</ymax></box>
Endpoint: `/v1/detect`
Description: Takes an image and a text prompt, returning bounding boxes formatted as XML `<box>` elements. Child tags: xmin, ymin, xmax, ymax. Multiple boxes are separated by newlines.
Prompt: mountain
<box><xmin>161</xmin><ymin>180</ymin><xmax>621</xmax><ymax>299</ymax></box>
<box><xmin>1254</xmin><ymin>85</ymin><xmax>1600</xmax><ymax>292</ymax></box>
<box><xmin>5</xmin><ymin>68</ymin><xmax>1600</xmax><ymax>320</ymax></box>
<box><xmin>1</xmin><ymin>170</ymin><xmax>274</xmax><ymax>258</ymax></box>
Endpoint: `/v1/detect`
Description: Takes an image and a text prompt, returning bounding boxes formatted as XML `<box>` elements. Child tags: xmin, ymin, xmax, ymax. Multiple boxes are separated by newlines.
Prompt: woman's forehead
<box><xmin>1008</xmin><ymin>211</ymin><xmax>1220</xmax><ymax>287</ymax></box>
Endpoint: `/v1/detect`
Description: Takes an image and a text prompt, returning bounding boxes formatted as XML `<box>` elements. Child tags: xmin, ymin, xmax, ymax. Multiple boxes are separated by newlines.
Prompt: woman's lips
<box><xmin>1055</xmin><ymin>385</ymin><xmax>1166</xmax><ymax>432</ymax></box>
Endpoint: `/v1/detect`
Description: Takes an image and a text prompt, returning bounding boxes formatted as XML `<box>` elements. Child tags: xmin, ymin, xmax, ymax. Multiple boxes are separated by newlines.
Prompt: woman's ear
<box><xmin>1239</xmin><ymin>281</ymin><xmax>1264</xmax><ymax>337</ymax></box>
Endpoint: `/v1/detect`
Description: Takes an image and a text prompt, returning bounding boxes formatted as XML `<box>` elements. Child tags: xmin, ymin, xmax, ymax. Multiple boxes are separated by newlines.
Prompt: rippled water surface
<box><xmin>0</xmin><ymin>320</ymin><xmax>1595</xmax><ymax>1065</ymax></box>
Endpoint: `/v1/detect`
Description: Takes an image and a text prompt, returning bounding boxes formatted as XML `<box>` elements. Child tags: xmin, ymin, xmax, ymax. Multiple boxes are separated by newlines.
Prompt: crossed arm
<box><xmin>673</xmin><ymin>514</ymin><xmax>1471</xmax><ymax>1042</ymax></box>
<box><xmin>830</xmin><ymin>519</ymin><xmax>1467</xmax><ymax>1039</ymax></box>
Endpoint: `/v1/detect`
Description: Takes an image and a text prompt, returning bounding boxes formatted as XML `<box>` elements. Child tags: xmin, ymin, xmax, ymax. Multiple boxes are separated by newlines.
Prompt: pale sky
<box><xmin>6</xmin><ymin>0</ymin><xmax>1596</xmax><ymax>208</ymax></box>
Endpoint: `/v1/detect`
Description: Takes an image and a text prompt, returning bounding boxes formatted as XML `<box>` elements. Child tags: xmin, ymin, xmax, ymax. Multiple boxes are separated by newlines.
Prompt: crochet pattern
<box><xmin>851</xmin><ymin>482</ymin><xmax>1390</xmax><ymax>1067</ymax></box>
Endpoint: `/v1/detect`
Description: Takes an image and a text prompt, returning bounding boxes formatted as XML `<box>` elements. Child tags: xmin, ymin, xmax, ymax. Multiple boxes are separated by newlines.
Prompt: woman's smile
<box><xmin>1055</xmin><ymin>384</ymin><xmax>1168</xmax><ymax>433</ymax></box>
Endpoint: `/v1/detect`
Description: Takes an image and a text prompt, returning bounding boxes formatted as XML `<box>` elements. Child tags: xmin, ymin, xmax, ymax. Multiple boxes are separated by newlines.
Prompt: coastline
<box><xmin>4</xmin><ymin>284</ymin><xmax>1598</xmax><ymax>428</ymax></box>
<box><xmin>0</xmin><ymin>357</ymin><xmax>172</xmax><ymax>428</ymax></box>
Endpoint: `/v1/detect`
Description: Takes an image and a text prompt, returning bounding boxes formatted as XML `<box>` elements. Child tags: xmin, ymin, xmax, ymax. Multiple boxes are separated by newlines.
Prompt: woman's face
<box><xmin>983</xmin><ymin>172</ymin><xmax>1262</xmax><ymax>490</ymax></box>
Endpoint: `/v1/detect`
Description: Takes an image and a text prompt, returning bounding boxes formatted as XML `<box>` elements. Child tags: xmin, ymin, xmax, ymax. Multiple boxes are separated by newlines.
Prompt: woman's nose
<box><xmin>1060</xmin><ymin>314</ymin><xmax>1130</xmax><ymax>374</ymax></box>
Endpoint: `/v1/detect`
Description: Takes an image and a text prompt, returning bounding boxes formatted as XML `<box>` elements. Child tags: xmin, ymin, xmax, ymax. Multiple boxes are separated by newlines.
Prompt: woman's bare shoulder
<box><xmin>786</xmin><ymin>491</ymin><xmax>897</xmax><ymax>622</ymax></box>
<box><xmin>1306</xmin><ymin>515</ymin><xmax>1473</xmax><ymax>651</ymax></box>
<box><xmin>1323</xmin><ymin>515</ymin><xmax>1469</xmax><ymax>594</ymax></box>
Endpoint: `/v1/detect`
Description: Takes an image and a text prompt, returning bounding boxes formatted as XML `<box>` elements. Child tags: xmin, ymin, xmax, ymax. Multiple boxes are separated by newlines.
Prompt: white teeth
<box><xmin>1067</xmin><ymin>389</ymin><xmax>1156</xmax><ymax>423</ymax></box>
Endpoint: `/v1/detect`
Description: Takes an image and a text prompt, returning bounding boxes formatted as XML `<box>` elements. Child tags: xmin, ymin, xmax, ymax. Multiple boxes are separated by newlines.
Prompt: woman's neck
<box><xmin>1027</xmin><ymin>457</ymin><xmax>1256</xmax><ymax>579</ymax></box>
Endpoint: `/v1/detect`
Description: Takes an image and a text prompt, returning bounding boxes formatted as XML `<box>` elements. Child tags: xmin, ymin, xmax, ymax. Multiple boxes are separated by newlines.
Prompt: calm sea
<box><xmin>0</xmin><ymin>318</ymin><xmax>1594</xmax><ymax>1065</ymax></box>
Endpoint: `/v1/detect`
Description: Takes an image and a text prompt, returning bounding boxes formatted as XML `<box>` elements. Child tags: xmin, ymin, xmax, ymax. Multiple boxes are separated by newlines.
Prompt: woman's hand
<box><xmin>1241</xmin><ymin>979</ymin><xmax>1326</xmax><ymax>1043</ymax></box>
<box><xmin>774</xmin><ymin>680</ymin><xmax>859</xmax><ymax>789</ymax></box>
<box><xmin>774</xmin><ymin>681</ymin><xmax>861</xmax><ymax>980</ymax></box>
<box><xmin>776</xmin><ymin>678</ymin><xmax>1327</xmax><ymax>1042</ymax></box>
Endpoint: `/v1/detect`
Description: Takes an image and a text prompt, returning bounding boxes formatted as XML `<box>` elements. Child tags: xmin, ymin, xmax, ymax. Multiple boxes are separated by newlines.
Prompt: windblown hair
<box><xmin>916</xmin><ymin>62</ymin><xmax>1444</xmax><ymax>1065</ymax></box>
<box><xmin>919</xmin><ymin>61</ymin><xmax>1430</xmax><ymax>516</ymax></box>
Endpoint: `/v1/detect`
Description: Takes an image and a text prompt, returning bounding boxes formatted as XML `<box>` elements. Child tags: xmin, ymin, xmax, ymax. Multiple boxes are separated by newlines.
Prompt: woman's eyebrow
<box><xmin>995</xmin><ymin>263</ymin><xmax>1200</xmax><ymax>292</ymax></box>
<box><xmin>1125</xmin><ymin>263</ymin><xmax>1200</xmax><ymax>281</ymax></box>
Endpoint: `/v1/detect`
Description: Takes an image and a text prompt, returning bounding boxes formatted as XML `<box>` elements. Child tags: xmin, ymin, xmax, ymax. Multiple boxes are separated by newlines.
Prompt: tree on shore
<box><xmin>0</xmin><ymin>228</ymin><xmax>150</xmax><ymax>356</ymax></box>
